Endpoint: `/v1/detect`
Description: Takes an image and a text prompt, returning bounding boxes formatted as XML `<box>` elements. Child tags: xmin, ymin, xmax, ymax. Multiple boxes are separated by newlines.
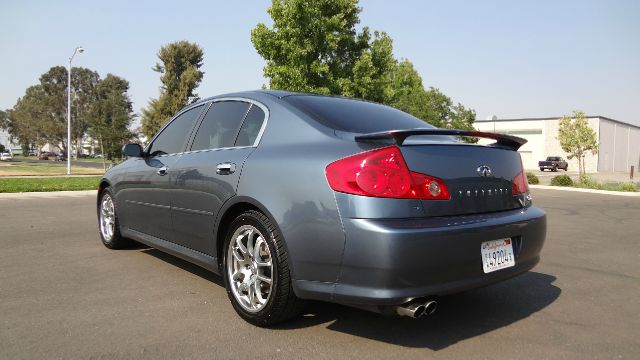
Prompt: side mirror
<box><xmin>122</xmin><ymin>144</ymin><xmax>144</xmax><ymax>158</ymax></box>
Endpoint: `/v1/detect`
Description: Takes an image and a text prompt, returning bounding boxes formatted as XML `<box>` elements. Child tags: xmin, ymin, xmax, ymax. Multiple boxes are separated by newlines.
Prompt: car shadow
<box><xmin>139</xmin><ymin>248</ymin><xmax>559</xmax><ymax>350</ymax></box>
<box><xmin>141</xmin><ymin>248</ymin><xmax>224</xmax><ymax>287</ymax></box>
<box><xmin>279</xmin><ymin>271</ymin><xmax>560</xmax><ymax>349</ymax></box>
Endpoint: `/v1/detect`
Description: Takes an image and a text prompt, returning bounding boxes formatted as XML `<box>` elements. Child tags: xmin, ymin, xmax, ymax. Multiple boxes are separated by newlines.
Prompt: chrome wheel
<box><xmin>100</xmin><ymin>194</ymin><xmax>115</xmax><ymax>242</ymax></box>
<box><xmin>227</xmin><ymin>225</ymin><xmax>273</xmax><ymax>313</ymax></box>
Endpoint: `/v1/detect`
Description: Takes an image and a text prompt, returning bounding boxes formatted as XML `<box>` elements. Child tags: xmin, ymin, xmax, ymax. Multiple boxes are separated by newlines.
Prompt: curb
<box><xmin>0</xmin><ymin>190</ymin><xmax>97</xmax><ymax>199</ymax></box>
<box><xmin>530</xmin><ymin>185</ymin><xmax>640</xmax><ymax>197</ymax></box>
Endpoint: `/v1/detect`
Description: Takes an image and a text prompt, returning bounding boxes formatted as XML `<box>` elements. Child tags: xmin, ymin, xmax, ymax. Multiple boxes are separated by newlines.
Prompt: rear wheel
<box><xmin>98</xmin><ymin>188</ymin><xmax>134</xmax><ymax>249</ymax></box>
<box><xmin>539</xmin><ymin>168</ymin><xmax>544</xmax><ymax>172</ymax></box>
<box><xmin>223</xmin><ymin>210</ymin><xmax>303</xmax><ymax>326</ymax></box>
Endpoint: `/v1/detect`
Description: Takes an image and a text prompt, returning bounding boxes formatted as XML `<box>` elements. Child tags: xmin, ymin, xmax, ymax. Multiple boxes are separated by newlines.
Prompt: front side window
<box><xmin>190</xmin><ymin>101</ymin><xmax>250</xmax><ymax>151</ymax></box>
<box><xmin>148</xmin><ymin>106</ymin><xmax>203</xmax><ymax>156</ymax></box>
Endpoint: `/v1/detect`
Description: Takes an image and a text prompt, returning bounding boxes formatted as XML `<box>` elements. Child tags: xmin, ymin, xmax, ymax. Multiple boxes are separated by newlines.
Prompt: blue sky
<box><xmin>1</xmin><ymin>0</ymin><xmax>639</xmax><ymax>126</ymax></box>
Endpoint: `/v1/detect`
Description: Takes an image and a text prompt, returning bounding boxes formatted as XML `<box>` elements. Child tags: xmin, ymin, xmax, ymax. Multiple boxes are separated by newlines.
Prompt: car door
<box><xmin>168</xmin><ymin>100</ymin><xmax>268</xmax><ymax>255</ymax></box>
<box><xmin>118</xmin><ymin>105</ymin><xmax>205</xmax><ymax>240</ymax></box>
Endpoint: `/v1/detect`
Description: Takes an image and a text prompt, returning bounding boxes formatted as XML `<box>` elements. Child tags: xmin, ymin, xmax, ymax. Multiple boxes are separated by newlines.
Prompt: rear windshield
<box><xmin>283</xmin><ymin>95</ymin><xmax>433</xmax><ymax>133</ymax></box>
<box><xmin>547</xmin><ymin>157</ymin><xmax>561</xmax><ymax>161</ymax></box>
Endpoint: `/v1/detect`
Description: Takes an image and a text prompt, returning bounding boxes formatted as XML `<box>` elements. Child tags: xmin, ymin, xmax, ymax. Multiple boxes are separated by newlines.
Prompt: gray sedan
<box><xmin>97</xmin><ymin>90</ymin><xmax>546</xmax><ymax>326</ymax></box>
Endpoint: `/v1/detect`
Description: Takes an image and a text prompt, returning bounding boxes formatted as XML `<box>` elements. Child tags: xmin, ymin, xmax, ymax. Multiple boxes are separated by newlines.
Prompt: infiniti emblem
<box><xmin>477</xmin><ymin>165</ymin><xmax>492</xmax><ymax>177</ymax></box>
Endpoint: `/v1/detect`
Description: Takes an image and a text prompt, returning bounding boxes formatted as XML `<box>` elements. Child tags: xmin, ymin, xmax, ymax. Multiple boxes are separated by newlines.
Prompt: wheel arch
<box><xmin>97</xmin><ymin>178</ymin><xmax>111</xmax><ymax>205</ymax></box>
<box><xmin>214</xmin><ymin>196</ymin><xmax>289</xmax><ymax>273</ymax></box>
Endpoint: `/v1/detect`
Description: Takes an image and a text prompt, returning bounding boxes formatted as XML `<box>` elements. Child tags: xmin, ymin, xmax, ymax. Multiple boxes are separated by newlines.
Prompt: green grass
<box><xmin>0</xmin><ymin>177</ymin><xmax>101</xmax><ymax>193</ymax></box>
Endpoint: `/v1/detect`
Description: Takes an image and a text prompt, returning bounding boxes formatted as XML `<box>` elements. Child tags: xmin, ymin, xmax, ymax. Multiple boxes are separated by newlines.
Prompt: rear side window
<box><xmin>283</xmin><ymin>95</ymin><xmax>433</xmax><ymax>133</ymax></box>
<box><xmin>190</xmin><ymin>101</ymin><xmax>250</xmax><ymax>151</ymax></box>
<box><xmin>148</xmin><ymin>105</ymin><xmax>203</xmax><ymax>156</ymax></box>
<box><xmin>235</xmin><ymin>105</ymin><xmax>265</xmax><ymax>147</ymax></box>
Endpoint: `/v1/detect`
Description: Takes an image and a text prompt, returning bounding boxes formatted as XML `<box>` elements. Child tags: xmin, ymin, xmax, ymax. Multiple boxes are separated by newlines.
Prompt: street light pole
<box><xmin>67</xmin><ymin>46</ymin><xmax>84</xmax><ymax>175</ymax></box>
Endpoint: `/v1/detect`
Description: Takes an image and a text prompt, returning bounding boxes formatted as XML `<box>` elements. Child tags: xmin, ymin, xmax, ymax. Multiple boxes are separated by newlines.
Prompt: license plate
<box><xmin>481</xmin><ymin>239</ymin><xmax>515</xmax><ymax>273</ymax></box>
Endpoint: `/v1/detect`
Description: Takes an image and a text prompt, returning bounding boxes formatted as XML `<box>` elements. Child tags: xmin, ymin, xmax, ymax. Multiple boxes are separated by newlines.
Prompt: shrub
<box><xmin>550</xmin><ymin>175</ymin><xmax>573</xmax><ymax>187</ymax></box>
<box><xmin>578</xmin><ymin>175</ymin><xmax>602</xmax><ymax>189</ymax></box>
<box><xmin>620</xmin><ymin>183</ymin><xmax>638</xmax><ymax>192</ymax></box>
<box><xmin>526</xmin><ymin>172</ymin><xmax>539</xmax><ymax>185</ymax></box>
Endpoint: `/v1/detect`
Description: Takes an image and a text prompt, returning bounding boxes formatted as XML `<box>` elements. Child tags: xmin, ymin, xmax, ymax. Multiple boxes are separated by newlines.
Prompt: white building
<box><xmin>0</xmin><ymin>128</ymin><xmax>20</xmax><ymax>153</ymax></box>
<box><xmin>474</xmin><ymin>116</ymin><xmax>640</xmax><ymax>172</ymax></box>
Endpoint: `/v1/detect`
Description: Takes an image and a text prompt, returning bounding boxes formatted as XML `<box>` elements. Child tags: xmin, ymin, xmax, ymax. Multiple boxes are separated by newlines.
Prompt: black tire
<box><xmin>539</xmin><ymin>168</ymin><xmax>544</xmax><ymax>172</ymax></box>
<box><xmin>97</xmin><ymin>187</ymin><xmax>134</xmax><ymax>249</ymax></box>
<box><xmin>552</xmin><ymin>167</ymin><xmax>557</xmax><ymax>172</ymax></box>
<box><xmin>222</xmin><ymin>210</ymin><xmax>303</xmax><ymax>326</ymax></box>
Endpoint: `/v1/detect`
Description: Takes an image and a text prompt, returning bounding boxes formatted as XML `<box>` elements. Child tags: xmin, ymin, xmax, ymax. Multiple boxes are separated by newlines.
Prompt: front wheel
<box><xmin>223</xmin><ymin>210</ymin><xmax>303</xmax><ymax>326</ymax></box>
<box><xmin>98</xmin><ymin>187</ymin><xmax>134</xmax><ymax>249</ymax></box>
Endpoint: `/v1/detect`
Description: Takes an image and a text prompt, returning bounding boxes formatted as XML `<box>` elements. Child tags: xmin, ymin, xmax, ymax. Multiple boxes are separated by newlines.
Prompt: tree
<box><xmin>141</xmin><ymin>41</ymin><xmax>204</xmax><ymax>138</ymax></box>
<box><xmin>0</xmin><ymin>110</ymin><xmax>7</xmax><ymax>130</ymax></box>
<box><xmin>252</xmin><ymin>0</ymin><xmax>379</xmax><ymax>95</ymax></box>
<box><xmin>70</xmin><ymin>68</ymin><xmax>100</xmax><ymax>158</ymax></box>
<box><xmin>253</xmin><ymin>0</ymin><xmax>478</xmax><ymax>132</ymax></box>
<box><xmin>387</xmin><ymin>60</ymin><xmax>476</xmax><ymax>131</ymax></box>
<box><xmin>6</xmin><ymin>85</ymin><xmax>51</xmax><ymax>153</ymax></box>
<box><xmin>557</xmin><ymin>110</ymin><xmax>598</xmax><ymax>177</ymax></box>
<box><xmin>89</xmin><ymin>74</ymin><xmax>135</xmax><ymax>169</ymax></box>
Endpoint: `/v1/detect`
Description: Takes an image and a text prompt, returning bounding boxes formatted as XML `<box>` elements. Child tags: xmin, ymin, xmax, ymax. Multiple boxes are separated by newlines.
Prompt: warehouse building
<box><xmin>474</xmin><ymin>116</ymin><xmax>640</xmax><ymax>172</ymax></box>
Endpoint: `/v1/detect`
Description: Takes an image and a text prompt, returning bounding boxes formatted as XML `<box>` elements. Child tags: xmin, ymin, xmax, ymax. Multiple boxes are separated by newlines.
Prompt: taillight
<box><xmin>325</xmin><ymin>146</ymin><xmax>450</xmax><ymax>200</ymax></box>
<box><xmin>512</xmin><ymin>170</ymin><xmax>529</xmax><ymax>195</ymax></box>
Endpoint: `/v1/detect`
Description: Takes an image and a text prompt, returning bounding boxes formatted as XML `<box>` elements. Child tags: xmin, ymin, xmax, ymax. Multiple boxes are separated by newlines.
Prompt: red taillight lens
<box><xmin>512</xmin><ymin>170</ymin><xmax>529</xmax><ymax>195</ymax></box>
<box><xmin>325</xmin><ymin>146</ymin><xmax>450</xmax><ymax>200</ymax></box>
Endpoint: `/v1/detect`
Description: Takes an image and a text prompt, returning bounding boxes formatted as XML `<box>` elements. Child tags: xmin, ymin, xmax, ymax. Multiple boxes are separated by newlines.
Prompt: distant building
<box><xmin>0</xmin><ymin>128</ymin><xmax>20</xmax><ymax>153</ymax></box>
<box><xmin>474</xmin><ymin>116</ymin><xmax>640</xmax><ymax>172</ymax></box>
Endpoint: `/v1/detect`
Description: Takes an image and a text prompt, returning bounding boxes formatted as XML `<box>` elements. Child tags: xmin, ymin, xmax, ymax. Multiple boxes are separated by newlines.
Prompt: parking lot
<box><xmin>1</xmin><ymin>189</ymin><xmax>638</xmax><ymax>359</ymax></box>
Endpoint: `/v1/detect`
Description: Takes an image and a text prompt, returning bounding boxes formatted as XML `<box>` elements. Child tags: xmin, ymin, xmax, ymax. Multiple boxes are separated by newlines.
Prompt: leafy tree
<box><xmin>0</xmin><ymin>110</ymin><xmax>7</xmax><ymax>129</ymax></box>
<box><xmin>6</xmin><ymin>85</ymin><xmax>51</xmax><ymax>153</ymax></box>
<box><xmin>141</xmin><ymin>41</ymin><xmax>204</xmax><ymax>138</ymax></box>
<box><xmin>70</xmin><ymin>68</ymin><xmax>100</xmax><ymax>158</ymax></box>
<box><xmin>557</xmin><ymin>110</ymin><xmax>598</xmax><ymax>176</ymax></box>
<box><xmin>253</xmin><ymin>0</ymin><xmax>477</xmax><ymax>133</ymax></box>
<box><xmin>38</xmin><ymin>66</ymin><xmax>69</xmax><ymax>152</ymax></box>
<box><xmin>89</xmin><ymin>74</ymin><xmax>135</xmax><ymax>169</ymax></box>
<box><xmin>252</xmin><ymin>0</ymin><xmax>376</xmax><ymax>95</ymax></box>
<box><xmin>387</xmin><ymin>60</ymin><xmax>476</xmax><ymax>131</ymax></box>
<box><xmin>29</xmin><ymin>66</ymin><xmax>99</xmax><ymax>156</ymax></box>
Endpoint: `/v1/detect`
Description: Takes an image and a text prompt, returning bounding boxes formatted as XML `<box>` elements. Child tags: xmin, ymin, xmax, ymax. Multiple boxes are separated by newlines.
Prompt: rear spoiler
<box><xmin>354</xmin><ymin>128</ymin><xmax>527</xmax><ymax>151</ymax></box>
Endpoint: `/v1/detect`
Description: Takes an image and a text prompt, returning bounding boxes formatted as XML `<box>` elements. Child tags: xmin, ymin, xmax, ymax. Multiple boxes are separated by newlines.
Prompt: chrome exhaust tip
<box><xmin>423</xmin><ymin>300</ymin><xmax>437</xmax><ymax>316</ymax></box>
<box><xmin>395</xmin><ymin>300</ymin><xmax>437</xmax><ymax>318</ymax></box>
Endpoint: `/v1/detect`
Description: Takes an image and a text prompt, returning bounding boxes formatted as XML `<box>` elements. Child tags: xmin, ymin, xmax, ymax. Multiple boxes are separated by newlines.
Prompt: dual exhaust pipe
<box><xmin>395</xmin><ymin>300</ymin><xmax>437</xmax><ymax>319</ymax></box>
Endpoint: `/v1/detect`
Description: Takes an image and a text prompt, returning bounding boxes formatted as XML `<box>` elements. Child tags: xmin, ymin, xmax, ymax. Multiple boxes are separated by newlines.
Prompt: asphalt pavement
<box><xmin>0</xmin><ymin>189</ymin><xmax>638</xmax><ymax>359</ymax></box>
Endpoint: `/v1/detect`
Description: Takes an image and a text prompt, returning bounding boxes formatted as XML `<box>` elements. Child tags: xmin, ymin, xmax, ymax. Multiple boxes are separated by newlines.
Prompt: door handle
<box><xmin>216</xmin><ymin>162</ymin><xmax>236</xmax><ymax>175</ymax></box>
<box><xmin>157</xmin><ymin>166</ymin><xmax>168</xmax><ymax>176</ymax></box>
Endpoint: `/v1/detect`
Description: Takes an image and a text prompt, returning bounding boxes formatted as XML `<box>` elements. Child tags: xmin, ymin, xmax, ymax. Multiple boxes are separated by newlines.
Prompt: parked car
<box><xmin>38</xmin><ymin>152</ymin><xmax>55</xmax><ymax>160</ymax></box>
<box><xmin>55</xmin><ymin>153</ymin><xmax>67</xmax><ymax>161</ymax></box>
<box><xmin>538</xmin><ymin>156</ymin><xmax>568</xmax><ymax>171</ymax></box>
<box><xmin>0</xmin><ymin>152</ymin><xmax>12</xmax><ymax>161</ymax></box>
<box><xmin>97</xmin><ymin>91</ymin><xmax>546</xmax><ymax>326</ymax></box>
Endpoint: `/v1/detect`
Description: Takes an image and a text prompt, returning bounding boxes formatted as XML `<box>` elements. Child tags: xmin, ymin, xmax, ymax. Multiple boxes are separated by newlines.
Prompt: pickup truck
<box><xmin>538</xmin><ymin>156</ymin><xmax>568</xmax><ymax>171</ymax></box>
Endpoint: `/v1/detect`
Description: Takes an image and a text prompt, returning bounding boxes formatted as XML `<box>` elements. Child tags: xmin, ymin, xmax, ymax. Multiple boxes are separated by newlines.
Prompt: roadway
<box><xmin>0</xmin><ymin>189</ymin><xmax>638</xmax><ymax>359</ymax></box>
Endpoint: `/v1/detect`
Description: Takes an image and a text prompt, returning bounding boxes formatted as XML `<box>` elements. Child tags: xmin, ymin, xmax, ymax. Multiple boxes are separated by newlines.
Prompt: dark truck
<box><xmin>538</xmin><ymin>156</ymin><xmax>568</xmax><ymax>171</ymax></box>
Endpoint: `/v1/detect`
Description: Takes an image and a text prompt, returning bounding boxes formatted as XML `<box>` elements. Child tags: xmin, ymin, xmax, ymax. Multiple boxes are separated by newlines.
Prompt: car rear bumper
<box><xmin>295</xmin><ymin>206</ymin><xmax>546</xmax><ymax>306</ymax></box>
